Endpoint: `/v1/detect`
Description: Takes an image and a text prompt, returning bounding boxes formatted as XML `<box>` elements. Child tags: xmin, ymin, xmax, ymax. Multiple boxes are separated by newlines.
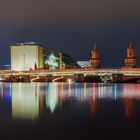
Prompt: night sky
<box><xmin>0</xmin><ymin>0</ymin><xmax>140</xmax><ymax>68</ymax></box>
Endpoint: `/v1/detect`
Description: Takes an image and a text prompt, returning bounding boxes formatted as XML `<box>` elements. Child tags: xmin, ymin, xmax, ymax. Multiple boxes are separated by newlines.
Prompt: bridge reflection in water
<box><xmin>0</xmin><ymin>82</ymin><xmax>140</xmax><ymax>120</ymax></box>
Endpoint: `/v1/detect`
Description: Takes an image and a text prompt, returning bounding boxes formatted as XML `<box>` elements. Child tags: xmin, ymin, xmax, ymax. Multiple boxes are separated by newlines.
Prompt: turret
<box><xmin>125</xmin><ymin>42</ymin><xmax>136</xmax><ymax>68</ymax></box>
<box><xmin>90</xmin><ymin>44</ymin><xmax>101</xmax><ymax>68</ymax></box>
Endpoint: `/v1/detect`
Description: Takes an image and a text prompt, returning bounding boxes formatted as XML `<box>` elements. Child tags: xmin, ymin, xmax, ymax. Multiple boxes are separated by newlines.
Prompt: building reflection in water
<box><xmin>0</xmin><ymin>82</ymin><xmax>140</xmax><ymax>120</ymax></box>
<box><xmin>90</xmin><ymin>83</ymin><xmax>99</xmax><ymax>117</ymax></box>
<box><xmin>46</xmin><ymin>83</ymin><xmax>59</xmax><ymax>113</ymax></box>
<box><xmin>124</xmin><ymin>98</ymin><xmax>135</xmax><ymax>120</ymax></box>
<box><xmin>122</xmin><ymin>84</ymin><xmax>140</xmax><ymax>119</ymax></box>
<box><xmin>12</xmin><ymin>83</ymin><xmax>39</xmax><ymax>120</ymax></box>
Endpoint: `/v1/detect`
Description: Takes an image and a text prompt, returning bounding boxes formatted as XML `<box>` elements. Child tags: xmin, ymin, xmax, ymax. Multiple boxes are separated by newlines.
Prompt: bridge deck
<box><xmin>1</xmin><ymin>68</ymin><xmax>140</xmax><ymax>76</ymax></box>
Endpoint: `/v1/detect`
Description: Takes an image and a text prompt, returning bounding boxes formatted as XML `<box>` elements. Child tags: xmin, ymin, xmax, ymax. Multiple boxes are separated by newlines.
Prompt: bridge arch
<box><xmin>52</xmin><ymin>76</ymin><xmax>65</xmax><ymax>82</ymax></box>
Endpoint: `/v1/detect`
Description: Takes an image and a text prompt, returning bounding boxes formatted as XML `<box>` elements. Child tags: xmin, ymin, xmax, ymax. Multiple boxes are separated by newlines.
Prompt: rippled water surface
<box><xmin>0</xmin><ymin>82</ymin><xmax>140</xmax><ymax>139</ymax></box>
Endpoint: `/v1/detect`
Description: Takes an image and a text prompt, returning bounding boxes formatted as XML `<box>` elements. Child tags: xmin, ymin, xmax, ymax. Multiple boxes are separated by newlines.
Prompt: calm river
<box><xmin>0</xmin><ymin>82</ymin><xmax>140</xmax><ymax>139</ymax></box>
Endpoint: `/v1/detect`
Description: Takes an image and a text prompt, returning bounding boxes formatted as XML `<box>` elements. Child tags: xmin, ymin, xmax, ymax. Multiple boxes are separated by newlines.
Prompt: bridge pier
<box><xmin>46</xmin><ymin>74</ymin><xmax>52</xmax><ymax>82</ymax></box>
<box><xmin>2</xmin><ymin>75</ymin><xmax>30</xmax><ymax>82</ymax></box>
<box><xmin>74</xmin><ymin>74</ymin><xmax>84</xmax><ymax>82</ymax></box>
<box><xmin>112</xmin><ymin>74</ymin><xmax>124</xmax><ymax>83</ymax></box>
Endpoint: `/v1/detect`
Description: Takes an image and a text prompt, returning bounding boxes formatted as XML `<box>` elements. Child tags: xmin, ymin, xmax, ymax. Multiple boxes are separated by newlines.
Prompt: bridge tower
<box><xmin>90</xmin><ymin>44</ymin><xmax>101</xmax><ymax>68</ymax></box>
<box><xmin>125</xmin><ymin>42</ymin><xmax>136</xmax><ymax>68</ymax></box>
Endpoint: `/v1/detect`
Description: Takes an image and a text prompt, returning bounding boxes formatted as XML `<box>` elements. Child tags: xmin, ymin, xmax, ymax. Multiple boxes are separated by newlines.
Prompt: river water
<box><xmin>0</xmin><ymin>82</ymin><xmax>140</xmax><ymax>139</ymax></box>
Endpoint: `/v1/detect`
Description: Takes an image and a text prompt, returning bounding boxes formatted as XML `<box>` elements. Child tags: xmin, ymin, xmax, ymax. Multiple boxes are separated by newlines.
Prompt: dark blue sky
<box><xmin>0</xmin><ymin>0</ymin><xmax>140</xmax><ymax>68</ymax></box>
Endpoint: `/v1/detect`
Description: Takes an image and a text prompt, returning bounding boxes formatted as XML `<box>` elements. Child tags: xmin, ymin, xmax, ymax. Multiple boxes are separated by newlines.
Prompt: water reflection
<box><xmin>0</xmin><ymin>82</ymin><xmax>140</xmax><ymax>120</ymax></box>
<box><xmin>12</xmin><ymin>83</ymin><xmax>39</xmax><ymax>120</ymax></box>
<box><xmin>46</xmin><ymin>83</ymin><xmax>59</xmax><ymax>113</ymax></box>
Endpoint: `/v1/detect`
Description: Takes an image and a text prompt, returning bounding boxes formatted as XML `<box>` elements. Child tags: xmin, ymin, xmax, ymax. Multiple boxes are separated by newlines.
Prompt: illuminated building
<box><xmin>59</xmin><ymin>53</ymin><xmax>78</xmax><ymax>69</ymax></box>
<box><xmin>11</xmin><ymin>42</ymin><xmax>78</xmax><ymax>70</ymax></box>
<box><xmin>125</xmin><ymin>42</ymin><xmax>136</xmax><ymax>68</ymax></box>
<box><xmin>77</xmin><ymin>61</ymin><xmax>91</xmax><ymax>68</ymax></box>
<box><xmin>0</xmin><ymin>65</ymin><xmax>11</xmax><ymax>70</ymax></box>
<box><xmin>90</xmin><ymin>44</ymin><xmax>101</xmax><ymax>68</ymax></box>
<box><xmin>11</xmin><ymin>42</ymin><xmax>44</xmax><ymax>70</ymax></box>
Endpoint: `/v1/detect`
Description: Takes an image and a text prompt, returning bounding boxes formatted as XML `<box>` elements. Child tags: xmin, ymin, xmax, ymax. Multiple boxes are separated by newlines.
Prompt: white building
<box><xmin>77</xmin><ymin>61</ymin><xmax>91</xmax><ymax>68</ymax></box>
<box><xmin>11</xmin><ymin>42</ymin><xmax>78</xmax><ymax>71</ymax></box>
<box><xmin>11</xmin><ymin>42</ymin><xmax>43</xmax><ymax>71</ymax></box>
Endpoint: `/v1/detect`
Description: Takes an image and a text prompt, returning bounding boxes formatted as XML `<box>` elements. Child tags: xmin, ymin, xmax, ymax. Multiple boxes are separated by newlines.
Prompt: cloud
<box><xmin>0</xmin><ymin>0</ymin><xmax>140</xmax><ymax>27</ymax></box>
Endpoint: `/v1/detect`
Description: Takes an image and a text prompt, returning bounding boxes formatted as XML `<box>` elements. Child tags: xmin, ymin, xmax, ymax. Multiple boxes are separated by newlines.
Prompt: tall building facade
<box><xmin>90</xmin><ymin>44</ymin><xmax>101</xmax><ymax>68</ymax></box>
<box><xmin>125</xmin><ymin>42</ymin><xmax>136</xmax><ymax>68</ymax></box>
<box><xmin>11</xmin><ymin>42</ymin><xmax>78</xmax><ymax>71</ymax></box>
<box><xmin>11</xmin><ymin>43</ymin><xmax>43</xmax><ymax>70</ymax></box>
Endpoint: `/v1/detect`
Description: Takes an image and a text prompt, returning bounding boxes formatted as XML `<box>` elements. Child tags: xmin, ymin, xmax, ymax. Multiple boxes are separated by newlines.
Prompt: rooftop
<box><xmin>12</xmin><ymin>42</ymin><xmax>44</xmax><ymax>47</ymax></box>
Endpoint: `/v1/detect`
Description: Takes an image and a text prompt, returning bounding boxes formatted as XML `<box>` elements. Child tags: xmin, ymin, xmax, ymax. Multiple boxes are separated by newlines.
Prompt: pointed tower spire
<box><xmin>93</xmin><ymin>43</ymin><xmax>97</xmax><ymax>50</ymax></box>
<box><xmin>128</xmin><ymin>41</ymin><xmax>133</xmax><ymax>48</ymax></box>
